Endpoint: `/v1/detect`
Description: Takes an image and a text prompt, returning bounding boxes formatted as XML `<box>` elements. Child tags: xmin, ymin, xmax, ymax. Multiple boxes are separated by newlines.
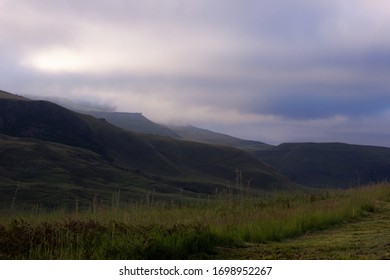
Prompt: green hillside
<box><xmin>146</xmin><ymin>135</ymin><xmax>286</xmax><ymax>193</ymax></box>
<box><xmin>0</xmin><ymin>91</ymin><xmax>288</xmax><ymax>207</ymax></box>
<box><xmin>87</xmin><ymin>111</ymin><xmax>179</xmax><ymax>138</ymax></box>
<box><xmin>25</xmin><ymin>95</ymin><xmax>179</xmax><ymax>137</ymax></box>
<box><xmin>0</xmin><ymin>134</ymin><xmax>165</xmax><ymax>207</ymax></box>
<box><xmin>26</xmin><ymin>94</ymin><xmax>272</xmax><ymax>150</ymax></box>
<box><xmin>169</xmin><ymin>125</ymin><xmax>272</xmax><ymax>151</ymax></box>
<box><xmin>253</xmin><ymin>142</ymin><xmax>390</xmax><ymax>188</ymax></box>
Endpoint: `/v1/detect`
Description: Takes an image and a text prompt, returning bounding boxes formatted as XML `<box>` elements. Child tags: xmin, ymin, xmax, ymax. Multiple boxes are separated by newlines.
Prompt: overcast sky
<box><xmin>1</xmin><ymin>0</ymin><xmax>390</xmax><ymax>146</ymax></box>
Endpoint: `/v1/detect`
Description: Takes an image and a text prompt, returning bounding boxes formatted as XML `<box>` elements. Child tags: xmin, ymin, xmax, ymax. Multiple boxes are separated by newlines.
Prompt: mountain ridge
<box><xmin>0</xmin><ymin>90</ymin><xmax>29</xmax><ymax>101</ymax></box>
<box><xmin>253</xmin><ymin>142</ymin><xmax>390</xmax><ymax>188</ymax></box>
<box><xmin>87</xmin><ymin>111</ymin><xmax>180</xmax><ymax>138</ymax></box>
<box><xmin>0</xmin><ymin>90</ymin><xmax>289</xmax><ymax>206</ymax></box>
<box><xmin>4</xmin><ymin>90</ymin><xmax>390</xmax><ymax>194</ymax></box>
<box><xmin>168</xmin><ymin>125</ymin><xmax>272</xmax><ymax>151</ymax></box>
<box><xmin>24</xmin><ymin>94</ymin><xmax>272</xmax><ymax>149</ymax></box>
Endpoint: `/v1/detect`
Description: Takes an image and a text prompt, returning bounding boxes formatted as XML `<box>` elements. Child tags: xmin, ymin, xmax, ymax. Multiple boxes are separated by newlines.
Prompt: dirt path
<box><xmin>217</xmin><ymin>201</ymin><xmax>390</xmax><ymax>259</ymax></box>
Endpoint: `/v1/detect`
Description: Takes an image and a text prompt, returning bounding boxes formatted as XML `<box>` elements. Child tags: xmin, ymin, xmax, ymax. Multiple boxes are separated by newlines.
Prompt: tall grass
<box><xmin>1</xmin><ymin>183</ymin><xmax>389</xmax><ymax>259</ymax></box>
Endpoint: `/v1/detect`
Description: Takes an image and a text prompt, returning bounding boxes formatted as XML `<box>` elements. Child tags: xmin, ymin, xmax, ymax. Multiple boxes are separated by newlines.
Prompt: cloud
<box><xmin>1</xmin><ymin>0</ymin><xmax>390</xmax><ymax>146</ymax></box>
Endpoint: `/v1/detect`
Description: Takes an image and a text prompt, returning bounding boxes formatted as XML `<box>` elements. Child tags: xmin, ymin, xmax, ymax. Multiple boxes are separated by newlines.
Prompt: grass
<box><xmin>1</xmin><ymin>183</ymin><xmax>390</xmax><ymax>259</ymax></box>
<box><xmin>219</xmin><ymin>199</ymin><xmax>390</xmax><ymax>259</ymax></box>
<box><xmin>254</xmin><ymin>142</ymin><xmax>390</xmax><ymax>188</ymax></box>
<box><xmin>0</xmin><ymin>219</ymin><xmax>218</xmax><ymax>259</ymax></box>
<box><xmin>0</xmin><ymin>129</ymin><xmax>285</xmax><ymax>209</ymax></box>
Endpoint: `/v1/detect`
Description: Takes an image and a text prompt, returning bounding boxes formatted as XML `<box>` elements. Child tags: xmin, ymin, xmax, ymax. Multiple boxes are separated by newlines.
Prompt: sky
<box><xmin>1</xmin><ymin>0</ymin><xmax>390</xmax><ymax>147</ymax></box>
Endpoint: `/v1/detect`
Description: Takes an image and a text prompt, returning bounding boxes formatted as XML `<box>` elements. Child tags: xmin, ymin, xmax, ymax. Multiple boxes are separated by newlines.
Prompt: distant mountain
<box><xmin>25</xmin><ymin>95</ymin><xmax>272</xmax><ymax>150</ymax></box>
<box><xmin>15</xmin><ymin>90</ymin><xmax>390</xmax><ymax>192</ymax></box>
<box><xmin>0</xmin><ymin>90</ymin><xmax>29</xmax><ymax>101</ymax></box>
<box><xmin>143</xmin><ymin>134</ymin><xmax>286</xmax><ymax>194</ymax></box>
<box><xmin>87</xmin><ymin>111</ymin><xmax>180</xmax><ymax>138</ymax></box>
<box><xmin>0</xmin><ymin>90</ymin><xmax>289</xmax><ymax>207</ymax></box>
<box><xmin>25</xmin><ymin>95</ymin><xmax>116</xmax><ymax>113</ymax></box>
<box><xmin>25</xmin><ymin>95</ymin><xmax>180</xmax><ymax>138</ymax></box>
<box><xmin>254</xmin><ymin>142</ymin><xmax>390</xmax><ymax>188</ymax></box>
<box><xmin>169</xmin><ymin>125</ymin><xmax>272</xmax><ymax>151</ymax></box>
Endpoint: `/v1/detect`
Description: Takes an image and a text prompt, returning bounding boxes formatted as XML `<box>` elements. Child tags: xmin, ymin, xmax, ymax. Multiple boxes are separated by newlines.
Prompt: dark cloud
<box><xmin>257</xmin><ymin>90</ymin><xmax>390</xmax><ymax>120</ymax></box>
<box><xmin>1</xmin><ymin>0</ymin><xmax>390</xmax><ymax>146</ymax></box>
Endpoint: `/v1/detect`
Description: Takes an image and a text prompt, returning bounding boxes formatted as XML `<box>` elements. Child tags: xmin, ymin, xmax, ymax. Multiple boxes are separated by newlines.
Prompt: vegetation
<box><xmin>0</xmin><ymin>95</ymin><xmax>287</xmax><ymax>207</ymax></box>
<box><xmin>168</xmin><ymin>125</ymin><xmax>272</xmax><ymax>151</ymax></box>
<box><xmin>87</xmin><ymin>111</ymin><xmax>180</xmax><ymax>138</ymax></box>
<box><xmin>0</xmin><ymin>90</ymin><xmax>28</xmax><ymax>101</ymax></box>
<box><xmin>1</xmin><ymin>183</ymin><xmax>389</xmax><ymax>259</ymax></box>
<box><xmin>254</xmin><ymin>142</ymin><xmax>390</xmax><ymax>188</ymax></box>
<box><xmin>224</xmin><ymin>201</ymin><xmax>390</xmax><ymax>259</ymax></box>
<box><xmin>2</xmin><ymin>89</ymin><xmax>390</xmax><ymax>260</ymax></box>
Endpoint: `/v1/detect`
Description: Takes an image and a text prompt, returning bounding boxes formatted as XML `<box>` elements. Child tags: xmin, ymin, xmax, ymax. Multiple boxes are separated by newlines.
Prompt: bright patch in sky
<box><xmin>1</xmin><ymin>0</ymin><xmax>390</xmax><ymax>147</ymax></box>
<box><xmin>25</xmin><ymin>47</ymin><xmax>89</xmax><ymax>73</ymax></box>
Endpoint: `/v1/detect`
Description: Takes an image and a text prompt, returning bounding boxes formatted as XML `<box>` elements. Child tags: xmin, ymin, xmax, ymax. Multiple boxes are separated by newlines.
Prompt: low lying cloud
<box><xmin>1</xmin><ymin>0</ymin><xmax>390</xmax><ymax>146</ymax></box>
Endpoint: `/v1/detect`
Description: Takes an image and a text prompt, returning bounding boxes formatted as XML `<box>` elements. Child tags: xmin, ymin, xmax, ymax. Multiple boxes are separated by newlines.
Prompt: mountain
<box><xmin>0</xmin><ymin>90</ymin><xmax>29</xmax><ymax>101</ymax></box>
<box><xmin>253</xmin><ymin>142</ymin><xmax>390</xmax><ymax>188</ymax></box>
<box><xmin>0</xmin><ymin>98</ymin><xmax>104</xmax><ymax>155</ymax></box>
<box><xmin>167</xmin><ymin>125</ymin><xmax>272</xmax><ymax>151</ymax></box>
<box><xmin>25</xmin><ymin>95</ymin><xmax>179</xmax><ymax>137</ymax></box>
<box><xmin>0</xmin><ymin>90</ymin><xmax>289</xmax><ymax>207</ymax></box>
<box><xmin>25</xmin><ymin>95</ymin><xmax>272</xmax><ymax>150</ymax></box>
<box><xmin>0</xmin><ymin>133</ymin><xmax>160</xmax><ymax>207</ymax></box>
<box><xmin>143</xmin><ymin>134</ymin><xmax>285</xmax><ymax>194</ymax></box>
<box><xmin>87</xmin><ymin>111</ymin><xmax>179</xmax><ymax>138</ymax></box>
<box><xmin>24</xmin><ymin>95</ymin><xmax>116</xmax><ymax>113</ymax></box>
<box><xmin>12</xmin><ymin>90</ymin><xmax>390</xmax><ymax>193</ymax></box>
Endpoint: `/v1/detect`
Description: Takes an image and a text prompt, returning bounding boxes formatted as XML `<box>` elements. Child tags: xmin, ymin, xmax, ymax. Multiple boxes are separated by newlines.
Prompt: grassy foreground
<box><xmin>220</xmin><ymin>200</ymin><xmax>390</xmax><ymax>259</ymax></box>
<box><xmin>1</xmin><ymin>183</ymin><xmax>390</xmax><ymax>259</ymax></box>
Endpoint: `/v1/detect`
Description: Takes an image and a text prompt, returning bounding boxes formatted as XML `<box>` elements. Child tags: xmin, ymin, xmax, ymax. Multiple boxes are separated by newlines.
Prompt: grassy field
<box><xmin>217</xmin><ymin>196</ymin><xmax>390</xmax><ymax>259</ymax></box>
<box><xmin>1</xmin><ymin>183</ymin><xmax>389</xmax><ymax>259</ymax></box>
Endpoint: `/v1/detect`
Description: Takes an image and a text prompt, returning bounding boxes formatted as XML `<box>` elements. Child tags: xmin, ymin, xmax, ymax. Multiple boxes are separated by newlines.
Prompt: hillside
<box><xmin>144</xmin><ymin>134</ymin><xmax>285</xmax><ymax>193</ymax></box>
<box><xmin>26</xmin><ymin>95</ymin><xmax>271</xmax><ymax>150</ymax></box>
<box><xmin>253</xmin><ymin>142</ymin><xmax>390</xmax><ymax>188</ymax></box>
<box><xmin>0</xmin><ymin>134</ymin><xmax>165</xmax><ymax>207</ymax></box>
<box><xmin>87</xmin><ymin>111</ymin><xmax>179</xmax><ymax>138</ymax></box>
<box><xmin>25</xmin><ymin>95</ymin><xmax>178</xmax><ymax>137</ymax></box>
<box><xmin>0</xmin><ymin>90</ymin><xmax>29</xmax><ymax>101</ymax></box>
<box><xmin>169</xmin><ymin>125</ymin><xmax>272</xmax><ymax>151</ymax></box>
<box><xmin>0</xmin><ymin>90</ymin><xmax>288</xmax><ymax>207</ymax></box>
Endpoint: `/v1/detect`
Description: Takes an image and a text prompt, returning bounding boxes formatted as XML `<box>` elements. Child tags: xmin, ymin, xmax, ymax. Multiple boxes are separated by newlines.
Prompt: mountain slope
<box><xmin>169</xmin><ymin>125</ymin><xmax>272</xmax><ymax>151</ymax></box>
<box><xmin>26</xmin><ymin>94</ymin><xmax>271</xmax><ymax>150</ymax></box>
<box><xmin>0</xmin><ymin>90</ymin><xmax>289</xmax><ymax>206</ymax></box>
<box><xmin>254</xmin><ymin>142</ymin><xmax>390</xmax><ymax>188</ymax></box>
<box><xmin>87</xmin><ymin>111</ymin><xmax>179</xmax><ymax>138</ymax></box>
<box><xmin>0</xmin><ymin>98</ymin><xmax>103</xmax><ymax>155</ymax></box>
<box><xmin>25</xmin><ymin>95</ymin><xmax>178</xmax><ymax>137</ymax></box>
<box><xmin>0</xmin><ymin>90</ymin><xmax>29</xmax><ymax>101</ymax></box>
<box><xmin>0</xmin><ymin>134</ymin><xmax>184</xmax><ymax>207</ymax></box>
<box><xmin>145</xmin><ymin>135</ymin><xmax>287</xmax><ymax>193</ymax></box>
<box><xmin>0</xmin><ymin>97</ymin><xmax>182</xmax><ymax>175</ymax></box>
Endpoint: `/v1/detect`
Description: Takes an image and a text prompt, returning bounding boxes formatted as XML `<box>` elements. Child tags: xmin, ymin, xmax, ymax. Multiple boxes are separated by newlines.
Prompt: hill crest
<box><xmin>0</xmin><ymin>91</ymin><xmax>289</xmax><ymax>206</ymax></box>
<box><xmin>0</xmin><ymin>90</ymin><xmax>29</xmax><ymax>101</ymax></box>
<box><xmin>254</xmin><ymin>142</ymin><xmax>390</xmax><ymax>188</ymax></box>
